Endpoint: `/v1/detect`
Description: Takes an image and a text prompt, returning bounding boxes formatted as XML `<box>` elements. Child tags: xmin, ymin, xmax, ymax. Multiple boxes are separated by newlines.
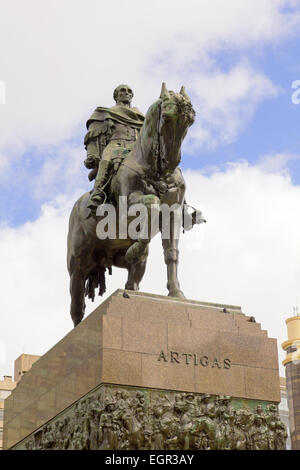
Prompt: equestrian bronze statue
<box><xmin>67</xmin><ymin>83</ymin><xmax>204</xmax><ymax>326</ymax></box>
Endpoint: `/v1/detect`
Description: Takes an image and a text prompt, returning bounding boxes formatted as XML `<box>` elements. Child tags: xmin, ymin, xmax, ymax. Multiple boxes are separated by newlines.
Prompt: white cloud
<box><xmin>1</xmin><ymin>161</ymin><xmax>300</xmax><ymax>377</ymax></box>
<box><xmin>0</xmin><ymin>0</ymin><xmax>298</xmax><ymax>174</ymax></box>
<box><xmin>258</xmin><ymin>152</ymin><xmax>300</xmax><ymax>173</ymax></box>
<box><xmin>32</xmin><ymin>143</ymin><xmax>85</xmax><ymax>201</ymax></box>
<box><xmin>186</xmin><ymin>62</ymin><xmax>279</xmax><ymax>148</ymax></box>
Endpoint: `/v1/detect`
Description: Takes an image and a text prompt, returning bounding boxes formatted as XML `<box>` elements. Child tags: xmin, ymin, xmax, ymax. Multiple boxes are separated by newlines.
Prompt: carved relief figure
<box><xmin>23</xmin><ymin>388</ymin><xmax>287</xmax><ymax>451</ymax></box>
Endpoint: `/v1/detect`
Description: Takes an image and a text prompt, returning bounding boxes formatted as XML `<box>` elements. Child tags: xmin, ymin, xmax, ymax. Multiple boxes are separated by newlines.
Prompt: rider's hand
<box><xmin>84</xmin><ymin>156</ymin><xmax>96</xmax><ymax>169</ymax></box>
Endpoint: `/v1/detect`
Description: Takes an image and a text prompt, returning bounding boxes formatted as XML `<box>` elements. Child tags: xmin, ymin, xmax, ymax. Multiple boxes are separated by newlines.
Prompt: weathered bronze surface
<box><xmin>15</xmin><ymin>385</ymin><xmax>287</xmax><ymax>451</ymax></box>
<box><xmin>85</xmin><ymin>84</ymin><xmax>145</xmax><ymax>207</ymax></box>
<box><xmin>67</xmin><ymin>83</ymin><xmax>199</xmax><ymax>326</ymax></box>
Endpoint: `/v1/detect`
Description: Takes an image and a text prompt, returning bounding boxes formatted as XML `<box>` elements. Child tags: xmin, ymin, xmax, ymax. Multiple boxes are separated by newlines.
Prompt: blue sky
<box><xmin>183</xmin><ymin>37</ymin><xmax>300</xmax><ymax>174</ymax></box>
<box><xmin>1</xmin><ymin>9</ymin><xmax>300</xmax><ymax>225</ymax></box>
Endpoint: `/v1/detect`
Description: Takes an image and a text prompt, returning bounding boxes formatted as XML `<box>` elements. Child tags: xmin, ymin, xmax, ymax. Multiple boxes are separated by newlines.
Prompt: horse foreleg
<box><xmin>162</xmin><ymin>238</ymin><xmax>184</xmax><ymax>298</ymax></box>
<box><xmin>114</xmin><ymin>252</ymin><xmax>148</xmax><ymax>291</ymax></box>
<box><xmin>126</xmin><ymin>255</ymin><xmax>148</xmax><ymax>291</ymax></box>
<box><xmin>161</xmin><ymin>212</ymin><xmax>184</xmax><ymax>298</ymax></box>
<box><xmin>69</xmin><ymin>266</ymin><xmax>86</xmax><ymax>327</ymax></box>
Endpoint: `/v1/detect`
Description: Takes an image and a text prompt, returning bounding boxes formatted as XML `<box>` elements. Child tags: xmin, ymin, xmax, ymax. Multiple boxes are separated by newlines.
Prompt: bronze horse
<box><xmin>67</xmin><ymin>83</ymin><xmax>196</xmax><ymax>326</ymax></box>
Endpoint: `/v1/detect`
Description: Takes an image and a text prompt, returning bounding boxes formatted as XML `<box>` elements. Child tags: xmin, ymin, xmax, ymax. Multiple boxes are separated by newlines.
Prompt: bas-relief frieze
<box><xmin>15</xmin><ymin>385</ymin><xmax>287</xmax><ymax>451</ymax></box>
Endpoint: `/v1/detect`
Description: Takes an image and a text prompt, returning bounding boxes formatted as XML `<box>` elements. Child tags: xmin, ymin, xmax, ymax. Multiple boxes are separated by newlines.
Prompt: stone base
<box><xmin>4</xmin><ymin>290</ymin><xmax>281</xmax><ymax>450</ymax></box>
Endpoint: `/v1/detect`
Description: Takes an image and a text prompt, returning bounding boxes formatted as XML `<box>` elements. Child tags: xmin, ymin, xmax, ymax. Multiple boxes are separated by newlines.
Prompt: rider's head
<box><xmin>113</xmin><ymin>84</ymin><xmax>133</xmax><ymax>106</ymax></box>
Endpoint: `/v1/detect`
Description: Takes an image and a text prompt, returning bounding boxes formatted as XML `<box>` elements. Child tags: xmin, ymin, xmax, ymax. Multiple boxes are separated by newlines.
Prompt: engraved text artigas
<box><xmin>158</xmin><ymin>350</ymin><xmax>231</xmax><ymax>369</ymax></box>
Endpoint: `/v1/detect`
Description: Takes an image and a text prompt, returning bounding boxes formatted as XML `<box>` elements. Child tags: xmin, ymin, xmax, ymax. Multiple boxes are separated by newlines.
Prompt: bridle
<box><xmin>119</xmin><ymin>97</ymin><xmax>194</xmax><ymax>184</ymax></box>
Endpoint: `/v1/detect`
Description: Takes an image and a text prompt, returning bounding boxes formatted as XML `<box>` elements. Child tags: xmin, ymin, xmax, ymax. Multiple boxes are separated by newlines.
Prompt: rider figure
<box><xmin>85</xmin><ymin>84</ymin><xmax>145</xmax><ymax>212</ymax></box>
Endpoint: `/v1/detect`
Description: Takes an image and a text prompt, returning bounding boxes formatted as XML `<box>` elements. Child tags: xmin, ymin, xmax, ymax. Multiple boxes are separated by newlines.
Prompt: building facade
<box><xmin>282</xmin><ymin>315</ymin><xmax>300</xmax><ymax>450</ymax></box>
<box><xmin>14</xmin><ymin>354</ymin><xmax>40</xmax><ymax>383</ymax></box>
<box><xmin>0</xmin><ymin>354</ymin><xmax>40</xmax><ymax>450</ymax></box>
<box><xmin>278</xmin><ymin>376</ymin><xmax>291</xmax><ymax>449</ymax></box>
<box><xmin>0</xmin><ymin>376</ymin><xmax>16</xmax><ymax>450</ymax></box>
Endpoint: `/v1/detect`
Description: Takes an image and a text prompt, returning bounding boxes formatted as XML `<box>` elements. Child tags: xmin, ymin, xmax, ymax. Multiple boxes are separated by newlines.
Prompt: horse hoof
<box><xmin>125</xmin><ymin>241</ymin><xmax>149</xmax><ymax>264</ymax></box>
<box><xmin>168</xmin><ymin>289</ymin><xmax>185</xmax><ymax>299</ymax></box>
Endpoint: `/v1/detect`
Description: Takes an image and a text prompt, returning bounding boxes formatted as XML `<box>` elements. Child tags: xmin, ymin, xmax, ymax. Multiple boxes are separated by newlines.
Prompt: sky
<box><xmin>0</xmin><ymin>0</ymin><xmax>300</xmax><ymax>378</ymax></box>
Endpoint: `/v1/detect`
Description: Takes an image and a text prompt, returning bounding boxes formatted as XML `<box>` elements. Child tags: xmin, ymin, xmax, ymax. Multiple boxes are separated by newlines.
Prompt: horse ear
<box><xmin>160</xmin><ymin>82</ymin><xmax>170</xmax><ymax>100</ymax></box>
<box><xmin>180</xmin><ymin>86</ymin><xmax>190</xmax><ymax>101</ymax></box>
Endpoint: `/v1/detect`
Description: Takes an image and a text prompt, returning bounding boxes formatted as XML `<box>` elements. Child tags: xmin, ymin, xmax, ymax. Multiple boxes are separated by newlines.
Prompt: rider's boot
<box><xmin>87</xmin><ymin>160</ymin><xmax>110</xmax><ymax>213</ymax></box>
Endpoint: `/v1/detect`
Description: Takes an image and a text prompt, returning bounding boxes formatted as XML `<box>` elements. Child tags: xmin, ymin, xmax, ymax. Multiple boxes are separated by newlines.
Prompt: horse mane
<box><xmin>142</xmin><ymin>99</ymin><xmax>161</xmax><ymax>134</ymax></box>
<box><xmin>137</xmin><ymin>100</ymin><xmax>161</xmax><ymax>176</ymax></box>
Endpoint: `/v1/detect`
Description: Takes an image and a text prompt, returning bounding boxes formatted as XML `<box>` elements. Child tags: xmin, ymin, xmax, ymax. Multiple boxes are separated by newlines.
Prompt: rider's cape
<box><xmin>87</xmin><ymin>105</ymin><xmax>145</xmax><ymax>129</ymax></box>
<box><xmin>84</xmin><ymin>105</ymin><xmax>145</xmax><ymax>148</ymax></box>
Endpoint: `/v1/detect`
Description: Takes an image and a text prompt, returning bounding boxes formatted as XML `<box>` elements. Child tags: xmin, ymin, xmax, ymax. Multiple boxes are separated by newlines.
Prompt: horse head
<box><xmin>159</xmin><ymin>82</ymin><xmax>195</xmax><ymax>126</ymax></box>
<box><xmin>157</xmin><ymin>82</ymin><xmax>195</xmax><ymax>175</ymax></box>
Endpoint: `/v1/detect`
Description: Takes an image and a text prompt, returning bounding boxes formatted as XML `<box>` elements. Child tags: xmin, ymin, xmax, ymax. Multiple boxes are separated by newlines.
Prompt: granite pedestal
<box><xmin>4</xmin><ymin>290</ymin><xmax>281</xmax><ymax>450</ymax></box>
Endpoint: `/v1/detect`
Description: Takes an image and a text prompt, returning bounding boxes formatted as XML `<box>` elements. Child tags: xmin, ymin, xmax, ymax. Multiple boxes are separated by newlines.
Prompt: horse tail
<box><xmin>85</xmin><ymin>267</ymin><xmax>106</xmax><ymax>301</ymax></box>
